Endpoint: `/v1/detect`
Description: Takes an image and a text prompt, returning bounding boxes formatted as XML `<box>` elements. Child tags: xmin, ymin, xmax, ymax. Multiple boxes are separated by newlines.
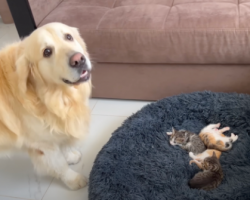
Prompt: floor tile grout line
<box><xmin>90</xmin><ymin>99</ymin><xmax>99</xmax><ymax>111</ymax></box>
<box><xmin>41</xmin><ymin>178</ymin><xmax>55</xmax><ymax>200</ymax></box>
<box><xmin>0</xmin><ymin>20</ymin><xmax>20</xmax><ymax>49</ymax></box>
<box><xmin>0</xmin><ymin>194</ymin><xmax>33</xmax><ymax>200</ymax></box>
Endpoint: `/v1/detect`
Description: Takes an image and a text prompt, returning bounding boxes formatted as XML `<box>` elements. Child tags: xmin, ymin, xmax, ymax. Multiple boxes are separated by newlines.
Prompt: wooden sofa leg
<box><xmin>7</xmin><ymin>0</ymin><xmax>36</xmax><ymax>38</ymax></box>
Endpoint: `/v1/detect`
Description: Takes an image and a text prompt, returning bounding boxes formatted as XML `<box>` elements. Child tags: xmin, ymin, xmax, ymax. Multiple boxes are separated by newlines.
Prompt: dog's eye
<box><xmin>43</xmin><ymin>48</ymin><xmax>52</xmax><ymax>57</ymax></box>
<box><xmin>65</xmin><ymin>34</ymin><xmax>73</xmax><ymax>41</ymax></box>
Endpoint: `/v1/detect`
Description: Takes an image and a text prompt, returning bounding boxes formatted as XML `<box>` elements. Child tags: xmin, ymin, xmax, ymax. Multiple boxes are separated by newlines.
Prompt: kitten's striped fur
<box><xmin>189</xmin><ymin>152</ymin><xmax>223</xmax><ymax>190</ymax></box>
<box><xmin>167</xmin><ymin>128</ymin><xmax>206</xmax><ymax>154</ymax></box>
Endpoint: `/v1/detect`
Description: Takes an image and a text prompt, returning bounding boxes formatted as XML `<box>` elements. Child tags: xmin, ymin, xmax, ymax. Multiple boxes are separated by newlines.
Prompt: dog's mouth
<box><xmin>63</xmin><ymin>70</ymin><xmax>91</xmax><ymax>85</ymax></box>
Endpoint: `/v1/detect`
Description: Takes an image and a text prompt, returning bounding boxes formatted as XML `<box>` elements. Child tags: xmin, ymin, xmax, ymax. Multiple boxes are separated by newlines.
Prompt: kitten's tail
<box><xmin>208</xmin><ymin>142</ymin><xmax>232</xmax><ymax>152</ymax></box>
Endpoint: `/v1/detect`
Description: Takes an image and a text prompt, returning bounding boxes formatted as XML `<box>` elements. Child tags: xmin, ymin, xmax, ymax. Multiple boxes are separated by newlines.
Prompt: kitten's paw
<box><xmin>166</xmin><ymin>132</ymin><xmax>173</xmax><ymax>135</ymax></box>
<box><xmin>189</xmin><ymin>160</ymin><xmax>196</xmax><ymax>165</ymax></box>
<box><xmin>231</xmin><ymin>133</ymin><xmax>238</xmax><ymax>142</ymax></box>
<box><xmin>189</xmin><ymin>152</ymin><xmax>195</xmax><ymax>159</ymax></box>
<box><xmin>214</xmin><ymin>123</ymin><xmax>221</xmax><ymax>129</ymax></box>
<box><xmin>65</xmin><ymin>149</ymin><xmax>82</xmax><ymax>165</ymax></box>
<box><xmin>208</xmin><ymin>123</ymin><xmax>220</xmax><ymax>131</ymax></box>
<box><xmin>219</xmin><ymin>126</ymin><xmax>230</xmax><ymax>133</ymax></box>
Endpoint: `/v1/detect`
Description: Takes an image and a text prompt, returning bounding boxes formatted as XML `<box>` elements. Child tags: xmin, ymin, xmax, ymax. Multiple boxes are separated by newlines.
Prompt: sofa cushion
<box><xmin>39</xmin><ymin>0</ymin><xmax>250</xmax><ymax>64</ymax></box>
<box><xmin>98</xmin><ymin>5</ymin><xmax>170</xmax><ymax>30</ymax></box>
<box><xmin>60</xmin><ymin>0</ymin><xmax>116</xmax><ymax>8</ymax></box>
<box><xmin>28</xmin><ymin>0</ymin><xmax>63</xmax><ymax>26</ymax></box>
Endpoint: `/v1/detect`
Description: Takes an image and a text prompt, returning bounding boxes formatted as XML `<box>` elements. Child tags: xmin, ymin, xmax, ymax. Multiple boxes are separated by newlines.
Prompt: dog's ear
<box><xmin>15</xmin><ymin>54</ymin><xmax>30</xmax><ymax>93</ymax></box>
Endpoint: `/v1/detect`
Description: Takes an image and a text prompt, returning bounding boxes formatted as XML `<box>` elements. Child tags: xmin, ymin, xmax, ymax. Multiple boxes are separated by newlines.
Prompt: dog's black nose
<box><xmin>69</xmin><ymin>53</ymin><xmax>85</xmax><ymax>67</ymax></box>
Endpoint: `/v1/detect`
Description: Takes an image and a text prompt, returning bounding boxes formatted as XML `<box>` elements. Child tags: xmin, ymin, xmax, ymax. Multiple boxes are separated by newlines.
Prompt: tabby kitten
<box><xmin>189</xmin><ymin>151</ymin><xmax>223</xmax><ymax>190</ymax></box>
<box><xmin>167</xmin><ymin>128</ymin><xmax>206</xmax><ymax>154</ymax></box>
<box><xmin>199</xmin><ymin>123</ymin><xmax>238</xmax><ymax>151</ymax></box>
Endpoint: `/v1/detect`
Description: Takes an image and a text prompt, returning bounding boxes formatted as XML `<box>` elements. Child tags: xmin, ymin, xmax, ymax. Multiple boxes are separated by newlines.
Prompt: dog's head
<box><xmin>16</xmin><ymin>22</ymin><xmax>91</xmax><ymax>92</ymax></box>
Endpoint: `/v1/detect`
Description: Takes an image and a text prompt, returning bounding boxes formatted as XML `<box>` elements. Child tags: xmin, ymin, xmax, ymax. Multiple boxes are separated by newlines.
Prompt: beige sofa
<box><xmin>0</xmin><ymin>0</ymin><xmax>13</xmax><ymax>24</ymax></box>
<box><xmin>3</xmin><ymin>0</ymin><xmax>250</xmax><ymax>100</ymax></box>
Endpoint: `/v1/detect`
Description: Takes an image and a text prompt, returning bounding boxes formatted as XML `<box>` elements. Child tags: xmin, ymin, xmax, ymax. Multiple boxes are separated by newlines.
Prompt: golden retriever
<box><xmin>0</xmin><ymin>23</ymin><xmax>92</xmax><ymax>190</ymax></box>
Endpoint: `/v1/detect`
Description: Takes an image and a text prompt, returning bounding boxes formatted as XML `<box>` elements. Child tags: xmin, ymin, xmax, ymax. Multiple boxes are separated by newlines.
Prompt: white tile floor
<box><xmin>0</xmin><ymin>18</ymin><xmax>153</xmax><ymax>200</ymax></box>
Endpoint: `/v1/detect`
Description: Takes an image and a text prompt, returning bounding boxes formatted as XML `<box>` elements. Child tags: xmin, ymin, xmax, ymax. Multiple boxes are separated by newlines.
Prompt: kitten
<box><xmin>189</xmin><ymin>151</ymin><xmax>223</xmax><ymax>191</ymax></box>
<box><xmin>189</xmin><ymin>149</ymin><xmax>221</xmax><ymax>162</ymax></box>
<box><xmin>199</xmin><ymin>123</ymin><xmax>238</xmax><ymax>151</ymax></box>
<box><xmin>167</xmin><ymin>128</ymin><xmax>206</xmax><ymax>154</ymax></box>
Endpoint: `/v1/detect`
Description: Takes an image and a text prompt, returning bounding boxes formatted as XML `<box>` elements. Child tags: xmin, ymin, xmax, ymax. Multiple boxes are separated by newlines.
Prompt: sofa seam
<box><xmin>237</xmin><ymin>0</ymin><xmax>240</xmax><ymax>29</ymax></box>
<box><xmin>112</xmin><ymin>0</ymin><xmax>117</xmax><ymax>8</ymax></box>
<box><xmin>163</xmin><ymin>0</ymin><xmax>174</xmax><ymax>29</ymax></box>
<box><xmin>96</xmin><ymin>9</ymin><xmax>111</xmax><ymax>30</ymax></box>
<box><xmin>174</xmin><ymin>1</ymin><xmax>240</xmax><ymax>6</ymax></box>
<box><xmin>37</xmin><ymin>0</ymin><xmax>64</xmax><ymax>26</ymax></box>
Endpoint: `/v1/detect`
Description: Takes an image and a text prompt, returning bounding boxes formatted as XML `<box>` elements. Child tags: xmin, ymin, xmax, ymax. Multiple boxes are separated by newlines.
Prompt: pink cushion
<box><xmin>39</xmin><ymin>0</ymin><xmax>250</xmax><ymax>64</ymax></box>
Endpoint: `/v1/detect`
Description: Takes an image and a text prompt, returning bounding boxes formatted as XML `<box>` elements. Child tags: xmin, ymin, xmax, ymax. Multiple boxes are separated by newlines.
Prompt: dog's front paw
<box><xmin>67</xmin><ymin>174</ymin><xmax>87</xmax><ymax>190</ymax></box>
<box><xmin>62</xmin><ymin>169</ymin><xmax>88</xmax><ymax>190</ymax></box>
<box><xmin>65</xmin><ymin>149</ymin><xmax>82</xmax><ymax>165</ymax></box>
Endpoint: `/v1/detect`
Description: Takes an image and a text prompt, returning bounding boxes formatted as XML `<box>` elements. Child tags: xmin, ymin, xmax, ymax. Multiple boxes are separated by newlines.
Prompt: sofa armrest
<box><xmin>28</xmin><ymin>0</ymin><xmax>63</xmax><ymax>26</ymax></box>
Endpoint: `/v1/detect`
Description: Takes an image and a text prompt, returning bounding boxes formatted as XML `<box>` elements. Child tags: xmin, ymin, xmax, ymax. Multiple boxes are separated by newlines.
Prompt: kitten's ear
<box><xmin>167</xmin><ymin>132</ymin><xmax>172</xmax><ymax>135</ymax></box>
<box><xmin>212</xmin><ymin>151</ymin><xmax>216</xmax><ymax>157</ymax></box>
<box><xmin>172</xmin><ymin>127</ymin><xmax>176</xmax><ymax>134</ymax></box>
<box><xmin>184</xmin><ymin>132</ymin><xmax>189</xmax><ymax>142</ymax></box>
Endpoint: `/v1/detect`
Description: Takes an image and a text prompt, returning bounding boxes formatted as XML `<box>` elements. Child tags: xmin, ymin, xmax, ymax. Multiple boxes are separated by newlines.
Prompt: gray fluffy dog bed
<box><xmin>89</xmin><ymin>92</ymin><xmax>250</xmax><ymax>200</ymax></box>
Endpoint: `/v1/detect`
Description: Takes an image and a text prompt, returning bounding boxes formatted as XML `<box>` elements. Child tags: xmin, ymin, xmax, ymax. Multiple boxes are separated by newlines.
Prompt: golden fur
<box><xmin>0</xmin><ymin>23</ymin><xmax>92</xmax><ymax>190</ymax></box>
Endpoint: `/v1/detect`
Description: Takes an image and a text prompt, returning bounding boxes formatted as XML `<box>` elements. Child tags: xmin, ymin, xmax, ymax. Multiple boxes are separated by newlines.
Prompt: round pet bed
<box><xmin>89</xmin><ymin>92</ymin><xmax>250</xmax><ymax>200</ymax></box>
